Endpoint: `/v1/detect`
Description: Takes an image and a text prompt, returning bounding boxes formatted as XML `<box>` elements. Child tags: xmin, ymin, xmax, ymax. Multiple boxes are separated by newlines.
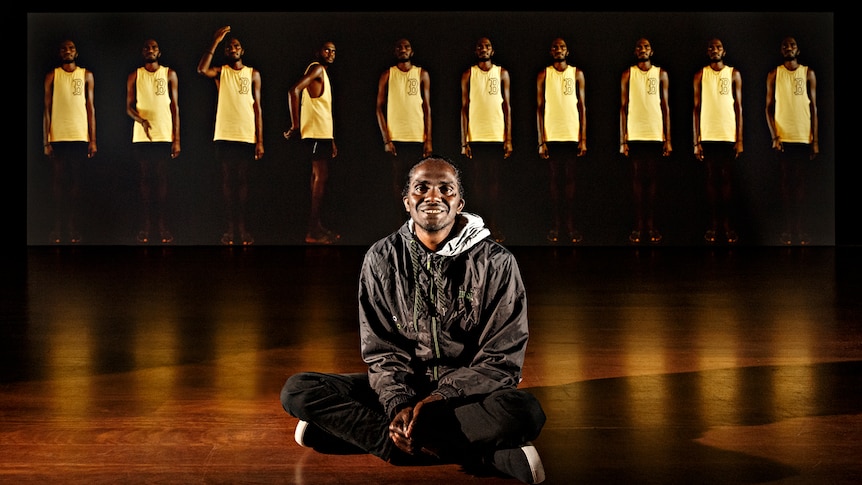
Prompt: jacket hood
<box><xmin>407</xmin><ymin>212</ymin><xmax>491</xmax><ymax>257</ymax></box>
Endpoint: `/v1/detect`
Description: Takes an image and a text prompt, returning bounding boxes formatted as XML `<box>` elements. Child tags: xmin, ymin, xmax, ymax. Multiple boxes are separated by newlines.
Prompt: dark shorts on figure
<box><xmin>302</xmin><ymin>138</ymin><xmax>334</xmax><ymax>160</ymax></box>
<box><xmin>215</xmin><ymin>140</ymin><xmax>255</xmax><ymax>164</ymax></box>
<box><xmin>49</xmin><ymin>141</ymin><xmax>88</xmax><ymax>163</ymax></box>
<box><xmin>700</xmin><ymin>141</ymin><xmax>736</xmax><ymax>165</ymax></box>
<box><xmin>545</xmin><ymin>141</ymin><xmax>580</xmax><ymax>161</ymax></box>
<box><xmin>774</xmin><ymin>142</ymin><xmax>812</xmax><ymax>164</ymax></box>
<box><xmin>626</xmin><ymin>141</ymin><xmax>663</xmax><ymax>162</ymax></box>
<box><xmin>133</xmin><ymin>142</ymin><xmax>172</xmax><ymax>164</ymax></box>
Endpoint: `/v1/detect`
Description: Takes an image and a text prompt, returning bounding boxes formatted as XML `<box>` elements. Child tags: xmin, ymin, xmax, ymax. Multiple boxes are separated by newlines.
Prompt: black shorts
<box><xmin>303</xmin><ymin>138</ymin><xmax>334</xmax><ymax>160</ymax></box>
<box><xmin>775</xmin><ymin>142</ymin><xmax>812</xmax><ymax>164</ymax></box>
<box><xmin>49</xmin><ymin>141</ymin><xmax>88</xmax><ymax>163</ymax></box>
<box><xmin>626</xmin><ymin>141</ymin><xmax>662</xmax><ymax>160</ymax></box>
<box><xmin>215</xmin><ymin>140</ymin><xmax>254</xmax><ymax>164</ymax></box>
<box><xmin>545</xmin><ymin>141</ymin><xmax>580</xmax><ymax>161</ymax></box>
<box><xmin>133</xmin><ymin>142</ymin><xmax>172</xmax><ymax>164</ymax></box>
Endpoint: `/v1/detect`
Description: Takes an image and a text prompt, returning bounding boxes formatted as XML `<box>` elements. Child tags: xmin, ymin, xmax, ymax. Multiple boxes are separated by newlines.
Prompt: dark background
<box><xmin>27</xmin><ymin>11</ymin><xmax>838</xmax><ymax>247</ymax></box>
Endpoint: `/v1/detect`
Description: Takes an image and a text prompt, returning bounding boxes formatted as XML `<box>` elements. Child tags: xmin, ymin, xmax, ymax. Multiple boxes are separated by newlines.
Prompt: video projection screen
<box><xmin>27</xmin><ymin>11</ymin><xmax>834</xmax><ymax>246</ymax></box>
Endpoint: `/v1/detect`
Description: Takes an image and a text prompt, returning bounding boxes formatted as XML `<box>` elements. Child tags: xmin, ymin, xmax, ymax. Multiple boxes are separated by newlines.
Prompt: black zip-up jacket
<box><xmin>359</xmin><ymin>213</ymin><xmax>530</xmax><ymax>418</ymax></box>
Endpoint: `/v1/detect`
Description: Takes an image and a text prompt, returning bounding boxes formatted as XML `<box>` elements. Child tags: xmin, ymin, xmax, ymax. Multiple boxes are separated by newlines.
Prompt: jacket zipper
<box><xmin>428</xmin><ymin>258</ymin><xmax>441</xmax><ymax>381</ymax></box>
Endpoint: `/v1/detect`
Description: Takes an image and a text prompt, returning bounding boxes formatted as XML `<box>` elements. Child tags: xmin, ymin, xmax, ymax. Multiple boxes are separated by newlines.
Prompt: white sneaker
<box><xmin>294</xmin><ymin>420</ymin><xmax>311</xmax><ymax>447</ymax></box>
<box><xmin>521</xmin><ymin>444</ymin><xmax>546</xmax><ymax>484</ymax></box>
<box><xmin>489</xmin><ymin>442</ymin><xmax>546</xmax><ymax>484</ymax></box>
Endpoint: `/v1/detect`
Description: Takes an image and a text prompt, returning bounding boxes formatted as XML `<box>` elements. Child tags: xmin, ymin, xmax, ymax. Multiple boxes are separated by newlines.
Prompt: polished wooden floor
<box><xmin>2</xmin><ymin>245</ymin><xmax>861</xmax><ymax>484</ymax></box>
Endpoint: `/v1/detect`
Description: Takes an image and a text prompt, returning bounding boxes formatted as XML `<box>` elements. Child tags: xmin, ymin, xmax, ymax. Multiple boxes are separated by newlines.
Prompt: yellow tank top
<box><xmin>49</xmin><ymin>67</ymin><xmax>89</xmax><ymax>142</ymax></box>
<box><xmin>626</xmin><ymin>65</ymin><xmax>663</xmax><ymax>142</ymax></box>
<box><xmin>133</xmin><ymin>66</ymin><xmax>173</xmax><ymax>143</ymax></box>
<box><xmin>699</xmin><ymin>65</ymin><xmax>736</xmax><ymax>142</ymax></box>
<box><xmin>775</xmin><ymin>65</ymin><xmax>811</xmax><ymax>143</ymax></box>
<box><xmin>386</xmin><ymin>66</ymin><xmax>425</xmax><ymax>142</ymax></box>
<box><xmin>214</xmin><ymin>65</ymin><xmax>256</xmax><ymax>143</ymax></box>
<box><xmin>542</xmin><ymin>65</ymin><xmax>580</xmax><ymax>142</ymax></box>
<box><xmin>300</xmin><ymin>62</ymin><xmax>334</xmax><ymax>139</ymax></box>
<box><xmin>467</xmin><ymin>64</ymin><xmax>504</xmax><ymax>142</ymax></box>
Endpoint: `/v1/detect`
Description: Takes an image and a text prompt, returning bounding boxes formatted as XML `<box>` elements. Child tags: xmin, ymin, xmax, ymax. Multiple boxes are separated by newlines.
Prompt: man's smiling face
<box><xmin>403</xmin><ymin>159</ymin><xmax>465</xmax><ymax>236</ymax></box>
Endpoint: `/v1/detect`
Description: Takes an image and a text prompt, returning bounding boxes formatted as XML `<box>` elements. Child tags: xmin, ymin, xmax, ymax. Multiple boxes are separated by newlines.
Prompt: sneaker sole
<box><xmin>522</xmin><ymin>444</ymin><xmax>546</xmax><ymax>484</ymax></box>
<box><xmin>294</xmin><ymin>420</ymin><xmax>310</xmax><ymax>447</ymax></box>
